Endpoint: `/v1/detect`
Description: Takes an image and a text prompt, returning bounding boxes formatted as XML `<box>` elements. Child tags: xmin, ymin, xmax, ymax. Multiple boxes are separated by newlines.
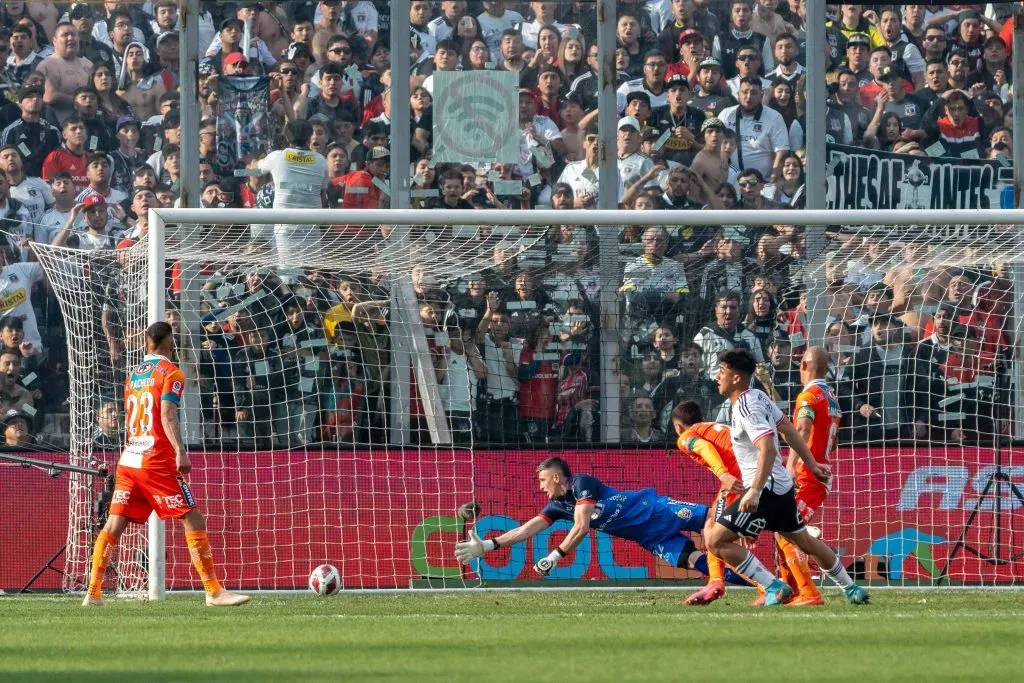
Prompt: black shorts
<box><xmin>716</xmin><ymin>486</ymin><xmax>805</xmax><ymax>539</ymax></box>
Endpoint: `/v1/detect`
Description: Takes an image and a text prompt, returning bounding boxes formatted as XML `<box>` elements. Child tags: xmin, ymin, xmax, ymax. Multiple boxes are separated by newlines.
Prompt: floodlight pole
<box><xmin>804</xmin><ymin>0</ymin><xmax>828</xmax><ymax>347</ymax></box>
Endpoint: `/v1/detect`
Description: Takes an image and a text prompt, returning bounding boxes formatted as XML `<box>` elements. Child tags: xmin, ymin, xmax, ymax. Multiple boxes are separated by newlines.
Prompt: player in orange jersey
<box><xmin>83</xmin><ymin>322</ymin><xmax>249</xmax><ymax>607</ymax></box>
<box><xmin>777</xmin><ymin>346</ymin><xmax>842</xmax><ymax>606</ymax></box>
<box><xmin>671</xmin><ymin>401</ymin><xmax>746</xmax><ymax>606</ymax></box>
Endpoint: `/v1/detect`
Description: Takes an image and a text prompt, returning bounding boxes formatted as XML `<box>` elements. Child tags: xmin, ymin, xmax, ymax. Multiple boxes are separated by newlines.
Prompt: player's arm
<box><xmin>534</xmin><ymin>502</ymin><xmax>593</xmax><ymax>576</ymax></box>
<box><xmin>789</xmin><ymin>398</ymin><xmax>815</xmax><ymax>475</ymax></box>
<box><xmin>687</xmin><ymin>437</ymin><xmax>743</xmax><ymax>494</ymax></box>
<box><xmin>161</xmin><ymin>371</ymin><xmax>189</xmax><ymax>474</ymax></box>
<box><xmin>454</xmin><ymin>515</ymin><xmax>549</xmax><ymax>564</ymax></box>
<box><xmin>779</xmin><ymin>418</ymin><xmax>829</xmax><ymax>483</ymax></box>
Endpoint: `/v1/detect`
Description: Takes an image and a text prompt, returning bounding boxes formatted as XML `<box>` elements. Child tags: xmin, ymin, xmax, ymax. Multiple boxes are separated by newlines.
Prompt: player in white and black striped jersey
<box><xmin>703</xmin><ymin>348</ymin><xmax>870</xmax><ymax>607</ymax></box>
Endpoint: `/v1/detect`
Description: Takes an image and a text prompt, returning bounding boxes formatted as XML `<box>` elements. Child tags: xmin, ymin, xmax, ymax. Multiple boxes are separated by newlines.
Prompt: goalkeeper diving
<box><xmin>454</xmin><ymin>456</ymin><xmax>749</xmax><ymax>583</ymax></box>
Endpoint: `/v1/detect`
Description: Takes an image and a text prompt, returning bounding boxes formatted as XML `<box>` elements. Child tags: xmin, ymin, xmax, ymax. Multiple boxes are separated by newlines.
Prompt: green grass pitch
<box><xmin>2</xmin><ymin>590</ymin><xmax>1022</xmax><ymax>682</ymax></box>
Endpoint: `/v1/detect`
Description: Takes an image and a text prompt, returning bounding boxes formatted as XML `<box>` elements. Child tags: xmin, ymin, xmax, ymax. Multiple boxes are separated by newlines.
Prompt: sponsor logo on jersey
<box><xmin>285</xmin><ymin>151</ymin><xmax>316</xmax><ymax>164</ymax></box>
<box><xmin>112</xmin><ymin>489</ymin><xmax>131</xmax><ymax>506</ymax></box>
<box><xmin>136</xmin><ymin>361</ymin><xmax>154</xmax><ymax>374</ymax></box>
<box><xmin>0</xmin><ymin>288</ymin><xmax>27</xmax><ymax>311</ymax></box>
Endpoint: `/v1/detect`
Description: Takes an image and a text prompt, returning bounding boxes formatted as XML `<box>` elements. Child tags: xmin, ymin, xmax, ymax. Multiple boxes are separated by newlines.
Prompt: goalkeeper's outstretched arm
<box><xmin>454</xmin><ymin>515</ymin><xmax>549</xmax><ymax>564</ymax></box>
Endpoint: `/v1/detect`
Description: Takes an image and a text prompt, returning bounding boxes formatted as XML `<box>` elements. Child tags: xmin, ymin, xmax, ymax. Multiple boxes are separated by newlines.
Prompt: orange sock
<box><xmin>87</xmin><ymin>530</ymin><xmax>117</xmax><ymax>598</ymax></box>
<box><xmin>707</xmin><ymin>552</ymin><xmax>725</xmax><ymax>584</ymax></box>
<box><xmin>185</xmin><ymin>530</ymin><xmax>224</xmax><ymax>596</ymax></box>
<box><xmin>778</xmin><ymin>536</ymin><xmax>820</xmax><ymax>597</ymax></box>
<box><xmin>776</xmin><ymin>536</ymin><xmax>798</xmax><ymax>592</ymax></box>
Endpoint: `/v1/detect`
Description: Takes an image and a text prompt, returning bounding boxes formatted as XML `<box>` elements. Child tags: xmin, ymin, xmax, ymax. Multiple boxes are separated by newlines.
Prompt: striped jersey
<box><xmin>729</xmin><ymin>388</ymin><xmax>792</xmax><ymax>494</ymax></box>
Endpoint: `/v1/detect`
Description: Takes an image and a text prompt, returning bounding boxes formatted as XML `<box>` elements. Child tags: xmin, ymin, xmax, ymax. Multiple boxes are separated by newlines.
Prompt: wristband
<box><xmin>554</xmin><ymin>547</ymin><xmax>567</xmax><ymax>558</ymax></box>
<box><xmin>484</xmin><ymin>539</ymin><xmax>499</xmax><ymax>552</ymax></box>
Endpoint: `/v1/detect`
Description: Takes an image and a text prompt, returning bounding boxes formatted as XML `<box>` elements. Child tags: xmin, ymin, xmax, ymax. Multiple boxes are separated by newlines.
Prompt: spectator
<box><xmin>1</xmin><ymin>86</ymin><xmax>61</xmax><ymax>177</ymax></box>
<box><xmin>36</xmin><ymin>171</ymin><xmax>75</xmax><ymax>243</ymax></box>
<box><xmin>42</xmin><ymin>113</ymin><xmax>89</xmax><ymax>189</ymax></box>
<box><xmin>232</xmin><ymin>322</ymin><xmax>287</xmax><ymax>450</ymax></box>
<box><xmin>713</xmin><ymin>0</ymin><xmax>773</xmax><ymax>78</ymax></box>
<box><xmin>617</xmin><ymin>49</ymin><xmax>669</xmax><ymax>113</ymax></box>
<box><xmin>719</xmin><ymin>77</ymin><xmax>790</xmax><ymax>181</ymax></box>
<box><xmin>620</xmin><ymin>227</ymin><xmax>689</xmax><ymax>326</ymax></box>
<box><xmin>690</xmin><ymin>57</ymin><xmax>735</xmax><ymax>117</ymax></box>
<box><xmin>0</xmin><ymin>145</ymin><xmax>51</xmax><ymax>225</ymax></box>
<box><xmin>876</xmin><ymin>6</ymin><xmax>925</xmax><ymax>89</ymax></box>
<box><xmin>735</xmin><ymin>167</ymin><xmax>784</xmax><ymax>210</ymax></box>
<box><xmin>439</xmin><ymin>323</ymin><xmax>487</xmax><ymax>443</ymax></box>
<box><xmin>52</xmin><ymin>194</ymin><xmax>120</xmax><ymax>249</ymax></box>
<box><xmin>279</xmin><ymin>299</ymin><xmax>328</xmax><ymax>447</ymax></box>
<box><xmin>726</xmin><ymin>43</ymin><xmax>771</xmax><ymax>98</ymax></box>
<box><xmin>923</xmin><ymin>89</ymin><xmax>987</xmax><ymax>158</ymax></box>
<box><xmin>92</xmin><ymin>400</ymin><xmax>120</xmax><ymax>450</ymax></box>
<box><xmin>36</xmin><ymin>23</ymin><xmax>93</xmax><ymax>122</ymax></box>
<box><xmin>767</xmin><ymin>32</ymin><xmax>803</xmax><ymax>84</ymax></box>
<box><xmin>517</xmin><ymin>322</ymin><xmax>557</xmax><ymax>444</ymax></box>
<box><xmin>623</xmin><ymin>396</ymin><xmax>666</xmax><ymax>445</ymax></box>
<box><xmin>693</xmin><ymin>291</ymin><xmax>763</xmax><ymax>379</ymax></box>
<box><xmin>1</xmin><ymin>408</ymin><xmax>33</xmax><ymax>449</ymax></box>
<box><xmin>658</xmin><ymin>341</ymin><xmax>722</xmax><ymax>432</ymax></box>
<box><xmin>5</xmin><ymin>24</ymin><xmax>45</xmax><ymax>89</ymax></box>
<box><xmin>650</xmin><ymin>73</ymin><xmax>704</xmax><ymax>166</ymax></box>
<box><xmin>850</xmin><ymin>313</ymin><xmax>915</xmax><ymax>442</ymax></box>
<box><xmin>0</xmin><ymin>347</ymin><xmax>33</xmax><ymax>417</ymax></box>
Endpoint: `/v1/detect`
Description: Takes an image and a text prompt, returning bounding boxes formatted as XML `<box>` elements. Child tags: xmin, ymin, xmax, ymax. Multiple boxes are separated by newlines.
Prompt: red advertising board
<box><xmin>3</xmin><ymin>447</ymin><xmax>1022</xmax><ymax>591</ymax></box>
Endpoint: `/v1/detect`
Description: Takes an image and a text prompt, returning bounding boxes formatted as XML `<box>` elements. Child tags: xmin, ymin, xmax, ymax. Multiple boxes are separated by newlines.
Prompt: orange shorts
<box><xmin>795</xmin><ymin>484</ymin><xmax>827</xmax><ymax>524</ymax></box>
<box><xmin>109</xmin><ymin>466</ymin><xmax>196</xmax><ymax>523</ymax></box>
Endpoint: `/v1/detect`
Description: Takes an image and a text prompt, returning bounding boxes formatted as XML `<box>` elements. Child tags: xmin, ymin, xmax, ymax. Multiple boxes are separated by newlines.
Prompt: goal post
<box><xmin>32</xmin><ymin>207</ymin><xmax>1024</xmax><ymax>596</ymax></box>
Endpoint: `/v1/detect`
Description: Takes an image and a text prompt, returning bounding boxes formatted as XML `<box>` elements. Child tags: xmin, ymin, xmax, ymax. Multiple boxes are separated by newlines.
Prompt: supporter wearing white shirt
<box><xmin>0</xmin><ymin>147</ymin><xmax>53</xmax><ymax>226</ymax></box>
<box><xmin>477</xmin><ymin>2</ymin><xmax>524</xmax><ymax>62</ymax></box>
<box><xmin>428</xmin><ymin>2</ymin><xmax>467</xmax><ymax>43</ymax></box>
<box><xmin>521</xmin><ymin>1</ymin><xmax>575</xmax><ymax>49</ymax></box>
<box><xmin>718</xmin><ymin>77</ymin><xmax>790</xmax><ymax>180</ymax></box>
<box><xmin>0</xmin><ymin>257</ymin><xmax>45</xmax><ymax>349</ymax></box>
<box><xmin>37</xmin><ymin>173</ymin><xmax>77</xmax><ymax>245</ymax></box>
<box><xmin>558</xmin><ymin>128</ymin><xmax>624</xmax><ymax>208</ymax></box>
<box><xmin>515</xmin><ymin>89</ymin><xmax>565</xmax><ymax>178</ymax></box>
<box><xmin>616</xmin><ymin>116</ymin><xmax>654</xmax><ymax>188</ymax></box>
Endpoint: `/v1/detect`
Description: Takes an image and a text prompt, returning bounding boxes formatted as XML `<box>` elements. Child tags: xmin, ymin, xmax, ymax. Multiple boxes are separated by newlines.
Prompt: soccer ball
<box><xmin>309</xmin><ymin>564</ymin><xmax>341</xmax><ymax>596</ymax></box>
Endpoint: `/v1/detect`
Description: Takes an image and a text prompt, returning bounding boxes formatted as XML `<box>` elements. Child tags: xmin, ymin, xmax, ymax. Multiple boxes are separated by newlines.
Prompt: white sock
<box><xmin>823</xmin><ymin>558</ymin><xmax>855</xmax><ymax>589</ymax></box>
<box><xmin>734</xmin><ymin>550</ymin><xmax>778</xmax><ymax>589</ymax></box>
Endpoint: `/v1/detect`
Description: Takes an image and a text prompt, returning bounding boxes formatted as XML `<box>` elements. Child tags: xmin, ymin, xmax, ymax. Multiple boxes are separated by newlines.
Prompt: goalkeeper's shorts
<box><xmin>109</xmin><ymin>466</ymin><xmax>196</xmax><ymax>523</ymax></box>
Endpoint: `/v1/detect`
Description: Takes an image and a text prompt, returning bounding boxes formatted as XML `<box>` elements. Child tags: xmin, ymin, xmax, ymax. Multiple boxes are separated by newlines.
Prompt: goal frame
<box><xmin>144</xmin><ymin>207</ymin><xmax>1024</xmax><ymax>598</ymax></box>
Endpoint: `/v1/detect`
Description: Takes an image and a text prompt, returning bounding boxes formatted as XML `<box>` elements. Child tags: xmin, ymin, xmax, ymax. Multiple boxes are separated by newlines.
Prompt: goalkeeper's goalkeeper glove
<box><xmin>533</xmin><ymin>548</ymin><xmax>567</xmax><ymax>576</ymax></box>
<box><xmin>454</xmin><ymin>529</ymin><xmax>500</xmax><ymax>565</ymax></box>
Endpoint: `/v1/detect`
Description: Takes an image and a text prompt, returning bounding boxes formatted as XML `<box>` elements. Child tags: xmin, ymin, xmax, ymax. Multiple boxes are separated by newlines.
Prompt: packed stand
<box><xmin>0</xmin><ymin>1</ymin><xmax>1016</xmax><ymax>450</ymax></box>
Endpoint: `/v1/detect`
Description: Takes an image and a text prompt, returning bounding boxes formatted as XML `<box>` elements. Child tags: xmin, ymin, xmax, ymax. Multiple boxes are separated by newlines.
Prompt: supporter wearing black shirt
<box><xmin>650</xmin><ymin>74</ymin><xmax>704</xmax><ymax>166</ymax></box>
<box><xmin>948</xmin><ymin>10</ymin><xmax>985</xmax><ymax>67</ymax></box>
<box><xmin>298</xmin><ymin>62</ymin><xmax>357</xmax><ymax>123</ymax></box>
<box><xmin>689</xmin><ymin>58</ymin><xmax>735</xmax><ymax>118</ymax></box>
<box><xmin>965</xmin><ymin>36</ymin><xmax>1011</xmax><ymax>92</ymax></box>
<box><xmin>0</xmin><ymin>86</ymin><xmax>61</xmax><ymax>177</ymax></box>
<box><xmin>911</xmin><ymin>59</ymin><xmax>950</xmax><ymax>113</ymax></box>
<box><xmin>424</xmin><ymin>170</ymin><xmax>475</xmax><ymax>211</ymax></box>
<box><xmin>713</xmin><ymin>0</ymin><xmax>771</xmax><ymax>79</ymax></box>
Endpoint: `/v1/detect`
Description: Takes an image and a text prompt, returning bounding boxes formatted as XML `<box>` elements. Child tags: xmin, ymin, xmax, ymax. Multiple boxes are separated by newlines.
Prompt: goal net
<box><xmin>32</xmin><ymin>208</ymin><xmax>1023</xmax><ymax>593</ymax></box>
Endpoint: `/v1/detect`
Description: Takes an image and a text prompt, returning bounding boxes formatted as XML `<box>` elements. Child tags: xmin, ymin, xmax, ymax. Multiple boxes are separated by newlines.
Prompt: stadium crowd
<box><xmin>0</xmin><ymin>1</ymin><xmax>1017</xmax><ymax>451</ymax></box>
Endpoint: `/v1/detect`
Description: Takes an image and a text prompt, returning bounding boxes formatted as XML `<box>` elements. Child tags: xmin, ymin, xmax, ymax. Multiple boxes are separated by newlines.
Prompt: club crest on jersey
<box><xmin>172</xmin><ymin>380</ymin><xmax>182</xmax><ymax>394</ymax></box>
<box><xmin>8</xmin><ymin>274</ymin><xmax>18</xmax><ymax>283</ymax></box>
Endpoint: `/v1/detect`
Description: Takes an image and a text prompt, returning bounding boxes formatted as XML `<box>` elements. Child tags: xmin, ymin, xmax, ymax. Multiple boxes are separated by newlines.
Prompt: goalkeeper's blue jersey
<box><xmin>538</xmin><ymin>474</ymin><xmax>704</xmax><ymax>546</ymax></box>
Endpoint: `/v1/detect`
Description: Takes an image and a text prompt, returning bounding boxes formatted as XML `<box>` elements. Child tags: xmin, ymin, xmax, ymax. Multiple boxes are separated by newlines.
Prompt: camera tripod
<box><xmin>937</xmin><ymin>438</ymin><xmax>1024</xmax><ymax>583</ymax></box>
<box><xmin>0</xmin><ymin>453</ymin><xmax>113</xmax><ymax>593</ymax></box>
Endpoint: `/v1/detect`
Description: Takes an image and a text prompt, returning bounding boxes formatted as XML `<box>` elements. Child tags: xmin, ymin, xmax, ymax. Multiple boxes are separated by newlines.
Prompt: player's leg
<box><xmin>777</xmin><ymin>529</ymin><xmax>869</xmax><ymax>604</ymax></box>
<box><xmin>179</xmin><ymin>508</ymin><xmax>250</xmax><ymax>606</ymax></box>
<box><xmin>685</xmin><ymin>491</ymin><xmax>732</xmax><ymax>606</ymax></box>
<box><xmin>705</xmin><ymin>491</ymin><xmax>798</xmax><ymax>606</ymax></box>
<box><xmin>778</xmin><ymin>487</ymin><xmax>825</xmax><ymax>604</ymax></box>
<box><xmin>84</xmin><ymin>468</ymin><xmax>148</xmax><ymax>606</ymax></box>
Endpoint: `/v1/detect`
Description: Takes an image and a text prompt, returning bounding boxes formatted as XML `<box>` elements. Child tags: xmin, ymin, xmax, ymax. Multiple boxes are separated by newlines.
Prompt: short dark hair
<box><xmin>536</xmin><ymin>456</ymin><xmax>571</xmax><ymax>478</ymax></box>
<box><xmin>106</xmin><ymin>10</ymin><xmax>133</xmax><ymax>32</ymax></box>
<box><xmin>286</xmin><ymin>119</ymin><xmax>313</xmax><ymax>147</ymax></box>
<box><xmin>320</xmin><ymin>61</ymin><xmax>345</xmax><ymax>78</ymax></box>
<box><xmin>146</xmin><ymin>321</ymin><xmax>174</xmax><ymax>349</ymax></box>
<box><xmin>718</xmin><ymin>348</ymin><xmax>756</xmax><ymax>376</ymax></box>
<box><xmin>773</xmin><ymin>32</ymin><xmax>797</xmax><ymax>47</ymax></box>
<box><xmin>738</xmin><ymin>76</ymin><xmax>763</xmax><ymax>90</ymax></box>
<box><xmin>671</xmin><ymin>400</ymin><xmax>704</xmax><ymax>427</ymax></box>
<box><xmin>737</xmin><ymin>167</ymin><xmax>764</xmax><ymax>183</ymax></box>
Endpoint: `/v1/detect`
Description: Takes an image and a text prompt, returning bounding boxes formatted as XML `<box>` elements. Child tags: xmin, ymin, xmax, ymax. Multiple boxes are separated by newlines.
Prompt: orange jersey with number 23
<box><xmin>119</xmin><ymin>354</ymin><xmax>185</xmax><ymax>471</ymax></box>
<box><xmin>793</xmin><ymin>380</ymin><xmax>841</xmax><ymax>491</ymax></box>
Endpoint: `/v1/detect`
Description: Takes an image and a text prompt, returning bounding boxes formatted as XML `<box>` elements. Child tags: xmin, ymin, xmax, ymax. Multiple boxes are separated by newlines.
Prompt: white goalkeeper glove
<box><xmin>454</xmin><ymin>529</ymin><xmax>499</xmax><ymax>565</ymax></box>
<box><xmin>533</xmin><ymin>548</ymin><xmax>567</xmax><ymax>576</ymax></box>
